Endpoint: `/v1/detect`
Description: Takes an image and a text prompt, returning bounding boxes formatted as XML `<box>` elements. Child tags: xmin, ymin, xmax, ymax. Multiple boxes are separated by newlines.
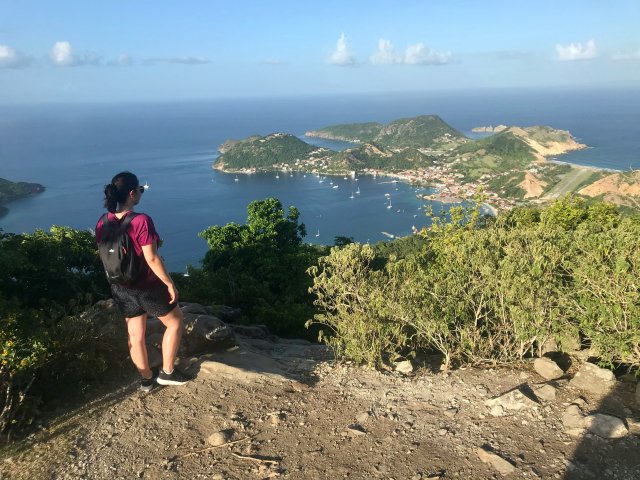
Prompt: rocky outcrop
<box><xmin>569</xmin><ymin>362</ymin><xmax>617</xmax><ymax>395</ymax></box>
<box><xmin>145</xmin><ymin>303</ymin><xmax>237</xmax><ymax>364</ymax></box>
<box><xmin>471</xmin><ymin>125</ymin><xmax>508</xmax><ymax>133</ymax></box>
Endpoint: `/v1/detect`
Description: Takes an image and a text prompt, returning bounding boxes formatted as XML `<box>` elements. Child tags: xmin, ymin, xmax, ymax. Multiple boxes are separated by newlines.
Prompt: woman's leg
<box><xmin>126</xmin><ymin>313</ymin><xmax>152</xmax><ymax>378</ymax></box>
<box><xmin>157</xmin><ymin>306</ymin><xmax>184</xmax><ymax>373</ymax></box>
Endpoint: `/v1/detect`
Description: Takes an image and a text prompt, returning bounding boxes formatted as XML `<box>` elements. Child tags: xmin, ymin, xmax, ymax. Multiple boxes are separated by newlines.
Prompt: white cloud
<box><xmin>370</xmin><ymin>39</ymin><xmax>451</xmax><ymax>66</ymax></box>
<box><xmin>0</xmin><ymin>44</ymin><xmax>32</xmax><ymax>68</ymax></box>
<box><xmin>370</xmin><ymin>39</ymin><xmax>401</xmax><ymax>65</ymax></box>
<box><xmin>328</xmin><ymin>33</ymin><xmax>355</xmax><ymax>66</ymax></box>
<box><xmin>50</xmin><ymin>41</ymin><xmax>101</xmax><ymax>67</ymax></box>
<box><xmin>613</xmin><ymin>48</ymin><xmax>640</xmax><ymax>60</ymax></box>
<box><xmin>144</xmin><ymin>56</ymin><xmax>209</xmax><ymax>65</ymax></box>
<box><xmin>404</xmin><ymin>42</ymin><xmax>452</xmax><ymax>65</ymax></box>
<box><xmin>115</xmin><ymin>54</ymin><xmax>133</xmax><ymax>66</ymax></box>
<box><xmin>555</xmin><ymin>40</ymin><xmax>597</xmax><ymax>61</ymax></box>
<box><xmin>50</xmin><ymin>41</ymin><xmax>74</xmax><ymax>66</ymax></box>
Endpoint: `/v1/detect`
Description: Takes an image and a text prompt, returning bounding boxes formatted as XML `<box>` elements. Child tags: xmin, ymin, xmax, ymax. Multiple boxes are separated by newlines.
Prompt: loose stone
<box><xmin>533</xmin><ymin>358</ymin><xmax>564</xmax><ymax>380</ymax></box>
<box><xmin>476</xmin><ymin>447</ymin><xmax>516</xmax><ymax>475</ymax></box>
<box><xmin>569</xmin><ymin>363</ymin><xmax>616</xmax><ymax>395</ymax></box>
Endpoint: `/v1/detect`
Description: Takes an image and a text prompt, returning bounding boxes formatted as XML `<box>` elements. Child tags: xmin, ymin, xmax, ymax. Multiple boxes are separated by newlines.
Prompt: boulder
<box><xmin>82</xmin><ymin>299</ymin><xmax>127</xmax><ymax>336</ymax></box>
<box><xmin>232</xmin><ymin>324</ymin><xmax>270</xmax><ymax>339</ymax></box>
<box><xmin>208</xmin><ymin>304</ymin><xmax>242</xmax><ymax>323</ymax></box>
<box><xmin>636</xmin><ymin>382</ymin><xmax>640</xmax><ymax>406</ymax></box>
<box><xmin>180</xmin><ymin>313</ymin><xmax>236</xmax><ymax>355</ymax></box>
<box><xmin>583</xmin><ymin>414</ymin><xmax>628</xmax><ymax>439</ymax></box>
<box><xmin>485</xmin><ymin>385</ymin><xmax>539</xmax><ymax>415</ymax></box>
<box><xmin>533</xmin><ymin>357</ymin><xmax>564</xmax><ymax>380</ymax></box>
<box><xmin>394</xmin><ymin>360</ymin><xmax>414</xmax><ymax>374</ymax></box>
<box><xmin>540</xmin><ymin>337</ymin><xmax>558</xmax><ymax>356</ymax></box>
<box><xmin>533</xmin><ymin>384</ymin><xmax>557</xmax><ymax>402</ymax></box>
<box><xmin>569</xmin><ymin>363</ymin><xmax>616</xmax><ymax>395</ymax></box>
<box><xmin>179</xmin><ymin>302</ymin><xmax>208</xmax><ymax>314</ymax></box>
<box><xmin>476</xmin><ymin>447</ymin><xmax>516</xmax><ymax>475</ymax></box>
<box><xmin>562</xmin><ymin>404</ymin><xmax>585</xmax><ymax>437</ymax></box>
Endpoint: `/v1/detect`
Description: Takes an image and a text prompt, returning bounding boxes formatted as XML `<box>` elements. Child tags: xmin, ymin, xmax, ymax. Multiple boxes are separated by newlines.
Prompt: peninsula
<box><xmin>0</xmin><ymin>177</ymin><xmax>45</xmax><ymax>218</ymax></box>
<box><xmin>213</xmin><ymin>115</ymin><xmax>639</xmax><ymax>211</ymax></box>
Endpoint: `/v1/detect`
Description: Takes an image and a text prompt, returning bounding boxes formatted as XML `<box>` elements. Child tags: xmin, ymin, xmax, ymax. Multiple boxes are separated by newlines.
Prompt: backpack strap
<box><xmin>100</xmin><ymin>213</ymin><xmax>110</xmax><ymax>229</ymax></box>
<box><xmin>119</xmin><ymin>212</ymin><xmax>139</xmax><ymax>232</ymax></box>
<box><xmin>101</xmin><ymin>212</ymin><xmax>139</xmax><ymax>232</ymax></box>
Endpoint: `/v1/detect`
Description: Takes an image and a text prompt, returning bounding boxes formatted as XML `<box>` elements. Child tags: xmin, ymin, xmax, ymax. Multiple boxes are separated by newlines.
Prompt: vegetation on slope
<box><xmin>374</xmin><ymin>115</ymin><xmax>466</xmax><ymax>148</ymax></box>
<box><xmin>305</xmin><ymin>122</ymin><xmax>383</xmax><ymax>143</ymax></box>
<box><xmin>215</xmin><ymin>133</ymin><xmax>326</xmax><ymax>170</ymax></box>
<box><xmin>309</xmin><ymin>196</ymin><xmax>639</xmax><ymax>370</ymax></box>
<box><xmin>328</xmin><ymin>144</ymin><xmax>439</xmax><ymax>172</ymax></box>
<box><xmin>0</xmin><ymin>178</ymin><xmax>45</xmax><ymax>217</ymax></box>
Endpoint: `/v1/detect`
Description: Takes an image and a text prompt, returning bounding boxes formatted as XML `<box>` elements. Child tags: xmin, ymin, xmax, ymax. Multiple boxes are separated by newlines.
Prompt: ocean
<box><xmin>1</xmin><ymin>88</ymin><xmax>639</xmax><ymax>271</ymax></box>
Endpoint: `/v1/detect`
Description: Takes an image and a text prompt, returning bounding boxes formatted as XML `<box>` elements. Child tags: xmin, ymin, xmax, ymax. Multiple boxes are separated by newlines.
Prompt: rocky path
<box><xmin>2</xmin><ymin>331</ymin><xmax>640</xmax><ymax>479</ymax></box>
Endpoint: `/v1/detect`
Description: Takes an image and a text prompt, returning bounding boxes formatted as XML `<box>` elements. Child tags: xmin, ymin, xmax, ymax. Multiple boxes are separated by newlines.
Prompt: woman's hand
<box><xmin>167</xmin><ymin>282</ymin><xmax>179</xmax><ymax>304</ymax></box>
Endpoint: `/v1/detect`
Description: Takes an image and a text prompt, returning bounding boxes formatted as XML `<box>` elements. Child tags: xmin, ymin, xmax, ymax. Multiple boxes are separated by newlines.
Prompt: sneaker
<box><xmin>140</xmin><ymin>367</ymin><xmax>159</xmax><ymax>392</ymax></box>
<box><xmin>156</xmin><ymin>368</ymin><xmax>192</xmax><ymax>386</ymax></box>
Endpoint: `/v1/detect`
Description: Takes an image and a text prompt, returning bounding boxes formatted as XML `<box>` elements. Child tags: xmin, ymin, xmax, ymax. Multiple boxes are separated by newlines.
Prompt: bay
<box><xmin>1</xmin><ymin>88</ymin><xmax>639</xmax><ymax>270</ymax></box>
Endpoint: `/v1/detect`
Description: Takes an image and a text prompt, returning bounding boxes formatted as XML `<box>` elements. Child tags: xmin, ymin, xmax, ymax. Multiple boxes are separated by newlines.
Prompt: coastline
<box><xmin>547</xmin><ymin>158</ymin><xmax>622</xmax><ymax>173</ymax></box>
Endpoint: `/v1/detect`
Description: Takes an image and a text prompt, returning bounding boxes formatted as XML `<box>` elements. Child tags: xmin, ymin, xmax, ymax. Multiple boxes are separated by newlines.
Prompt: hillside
<box><xmin>579</xmin><ymin>170</ymin><xmax>640</xmax><ymax>207</ymax></box>
<box><xmin>374</xmin><ymin>115</ymin><xmax>466</xmax><ymax>148</ymax></box>
<box><xmin>508</xmin><ymin>126</ymin><xmax>586</xmax><ymax>160</ymax></box>
<box><xmin>329</xmin><ymin>144</ymin><xmax>439</xmax><ymax>172</ymax></box>
<box><xmin>451</xmin><ymin>130</ymin><xmax>537</xmax><ymax>181</ymax></box>
<box><xmin>214</xmin><ymin>133</ymin><xmax>331</xmax><ymax>171</ymax></box>
<box><xmin>305</xmin><ymin>122</ymin><xmax>383</xmax><ymax>143</ymax></box>
<box><xmin>307</xmin><ymin>115</ymin><xmax>466</xmax><ymax>149</ymax></box>
<box><xmin>0</xmin><ymin>177</ymin><xmax>45</xmax><ymax>218</ymax></box>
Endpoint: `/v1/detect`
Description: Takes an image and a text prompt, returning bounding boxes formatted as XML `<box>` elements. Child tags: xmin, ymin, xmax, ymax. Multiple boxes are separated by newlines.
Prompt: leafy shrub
<box><xmin>569</xmin><ymin>218</ymin><xmax>640</xmax><ymax>368</ymax></box>
<box><xmin>309</xmin><ymin>197</ymin><xmax>639</xmax><ymax>371</ymax></box>
<box><xmin>180</xmin><ymin>198</ymin><xmax>323</xmax><ymax>336</ymax></box>
<box><xmin>0</xmin><ymin>227</ymin><xmax>120</xmax><ymax>439</ymax></box>
<box><xmin>307</xmin><ymin>244</ymin><xmax>413</xmax><ymax>367</ymax></box>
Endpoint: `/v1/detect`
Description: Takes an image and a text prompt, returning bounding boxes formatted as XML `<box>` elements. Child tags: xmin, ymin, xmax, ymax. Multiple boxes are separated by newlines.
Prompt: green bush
<box><xmin>180</xmin><ymin>198</ymin><xmax>323</xmax><ymax>336</ymax></box>
<box><xmin>307</xmin><ymin>244</ymin><xmax>413</xmax><ymax>367</ymax></box>
<box><xmin>309</xmin><ymin>197</ymin><xmax>640</xmax><ymax>371</ymax></box>
<box><xmin>570</xmin><ymin>218</ymin><xmax>640</xmax><ymax>368</ymax></box>
<box><xmin>0</xmin><ymin>227</ymin><xmax>120</xmax><ymax>439</ymax></box>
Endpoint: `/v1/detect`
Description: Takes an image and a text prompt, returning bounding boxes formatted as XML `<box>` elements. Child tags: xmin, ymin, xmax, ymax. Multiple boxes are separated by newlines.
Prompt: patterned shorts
<box><xmin>110</xmin><ymin>283</ymin><xmax>178</xmax><ymax>318</ymax></box>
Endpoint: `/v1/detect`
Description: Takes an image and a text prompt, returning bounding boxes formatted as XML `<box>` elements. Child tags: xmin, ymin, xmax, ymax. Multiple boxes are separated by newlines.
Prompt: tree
<box><xmin>192</xmin><ymin>198</ymin><xmax>318</xmax><ymax>336</ymax></box>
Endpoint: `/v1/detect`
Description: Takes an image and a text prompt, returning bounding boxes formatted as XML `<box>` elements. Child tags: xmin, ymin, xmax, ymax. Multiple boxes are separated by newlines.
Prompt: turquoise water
<box><xmin>1</xmin><ymin>88</ymin><xmax>639</xmax><ymax>270</ymax></box>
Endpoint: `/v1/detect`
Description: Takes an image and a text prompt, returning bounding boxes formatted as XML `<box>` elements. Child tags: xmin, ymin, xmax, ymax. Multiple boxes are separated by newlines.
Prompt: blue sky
<box><xmin>1</xmin><ymin>0</ymin><xmax>639</xmax><ymax>104</ymax></box>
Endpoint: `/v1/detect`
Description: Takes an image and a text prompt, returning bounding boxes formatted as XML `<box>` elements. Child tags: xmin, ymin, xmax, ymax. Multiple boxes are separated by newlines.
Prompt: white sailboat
<box><xmin>315</xmin><ymin>229</ymin><xmax>320</xmax><ymax>237</ymax></box>
<box><xmin>386</xmin><ymin>198</ymin><xmax>392</xmax><ymax>209</ymax></box>
<box><xmin>356</xmin><ymin>187</ymin><xmax>360</xmax><ymax>194</ymax></box>
<box><xmin>349</xmin><ymin>192</ymin><xmax>355</xmax><ymax>199</ymax></box>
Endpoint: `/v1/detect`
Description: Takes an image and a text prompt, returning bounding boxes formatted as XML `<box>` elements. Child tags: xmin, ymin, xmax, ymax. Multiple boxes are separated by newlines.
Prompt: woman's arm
<box><xmin>141</xmin><ymin>242</ymin><xmax>179</xmax><ymax>303</ymax></box>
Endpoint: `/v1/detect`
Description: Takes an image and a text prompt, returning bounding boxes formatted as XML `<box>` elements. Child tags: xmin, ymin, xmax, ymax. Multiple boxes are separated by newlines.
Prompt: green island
<box><xmin>214</xmin><ymin>115</ymin><xmax>640</xmax><ymax>211</ymax></box>
<box><xmin>0</xmin><ymin>178</ymin><xmax>45</xmax><ymax>218</ymax></box>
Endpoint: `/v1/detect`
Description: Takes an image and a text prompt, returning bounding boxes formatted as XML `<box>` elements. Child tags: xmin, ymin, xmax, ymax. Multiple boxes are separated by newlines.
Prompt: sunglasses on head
<box><xmin>137</xmin><ymin>186</ymin><xmax>145</xmax><ymax>194</ymax></box>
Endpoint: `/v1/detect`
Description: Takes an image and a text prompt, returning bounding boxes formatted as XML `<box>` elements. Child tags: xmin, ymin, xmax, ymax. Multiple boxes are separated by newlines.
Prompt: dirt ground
<box><xmin>1</xmin><ymin>333</ymin><xmax>639</xmax><ymax>480</ymax></box>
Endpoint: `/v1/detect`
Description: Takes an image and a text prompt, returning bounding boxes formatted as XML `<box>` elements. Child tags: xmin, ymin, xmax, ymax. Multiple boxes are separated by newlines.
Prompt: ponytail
<box><xmin>103</xmin><ymin>171</ymin><xmax>139</xmax><ymax>213</ymax></box>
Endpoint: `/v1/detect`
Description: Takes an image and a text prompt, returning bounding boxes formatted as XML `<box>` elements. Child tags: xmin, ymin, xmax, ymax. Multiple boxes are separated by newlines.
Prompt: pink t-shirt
<box><xmin>95</xmin><ymin>212</ymin><xmax>163</xmax><ymax>289</ymax></box>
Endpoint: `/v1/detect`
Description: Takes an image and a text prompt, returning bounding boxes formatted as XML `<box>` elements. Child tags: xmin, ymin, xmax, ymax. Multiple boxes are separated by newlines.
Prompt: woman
<box><xmin>96</xmin><ymin>171</ymin><xmax>191</xmax><ymax>391</ymax></box>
